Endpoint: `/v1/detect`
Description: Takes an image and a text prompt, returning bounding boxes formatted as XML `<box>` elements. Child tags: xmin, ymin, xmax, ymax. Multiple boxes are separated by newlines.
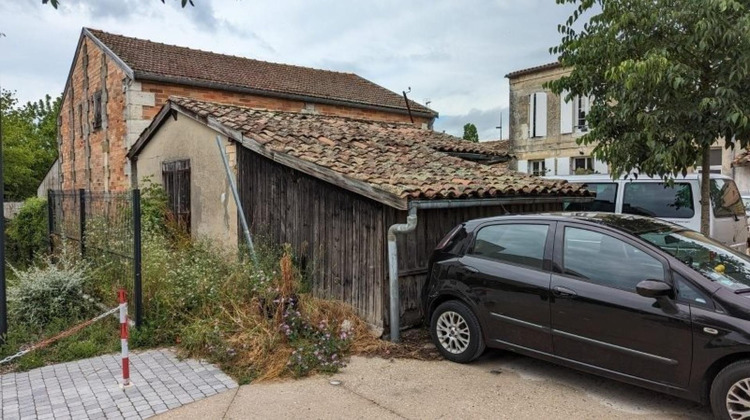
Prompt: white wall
<box><xmin>134</xmin><ymin>115</ymin><xmax>239</xmax><ymax>250</ymax></box>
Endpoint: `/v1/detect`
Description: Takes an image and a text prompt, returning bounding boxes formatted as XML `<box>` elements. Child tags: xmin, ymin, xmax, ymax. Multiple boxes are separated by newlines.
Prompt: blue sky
<box><xmin>0</xmin><ymin>0</ymin><xmax>575</xmax><ymax>140</ymax></box>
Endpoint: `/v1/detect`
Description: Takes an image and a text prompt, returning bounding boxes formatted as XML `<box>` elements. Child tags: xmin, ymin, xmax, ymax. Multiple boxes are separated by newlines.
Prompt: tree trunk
<box><xmin>700</xmin><ymin>144</ymin><xmax>711</xmax><ymax>236</ymax></box>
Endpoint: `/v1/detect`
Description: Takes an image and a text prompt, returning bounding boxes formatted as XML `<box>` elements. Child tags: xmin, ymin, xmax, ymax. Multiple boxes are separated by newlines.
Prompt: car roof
<box><xmin>545</xmin><ymin>173</ymin><xmax>732</xmax><ymax>182</ymax></box>
<box><xmin>463</xmin><ymin>212</ymin><xmax>682</xmax><ymax>236</ymax></box>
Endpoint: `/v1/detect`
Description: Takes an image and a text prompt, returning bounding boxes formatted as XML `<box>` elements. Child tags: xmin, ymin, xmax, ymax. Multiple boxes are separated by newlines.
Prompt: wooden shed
<box><xmin>129</xmin><ymin>97</ymin><xmax>591</xmax><ymax>333</ymax></box>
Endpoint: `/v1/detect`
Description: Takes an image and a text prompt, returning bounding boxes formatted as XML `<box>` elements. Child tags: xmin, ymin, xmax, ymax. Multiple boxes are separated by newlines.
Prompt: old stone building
<box><xmin>505</xmin><ymin>62</ymin><xmax>739</xmax><ymax>185</ymax></box>
<box><xmin>55</xmin><ymin>28</ymin><xmax>437</xmax><ymax>192</ymax></box>
<box><xmin>506</xmin><ymin>62</ymin><xmax>608</xmax><ymax>177</ymax></box>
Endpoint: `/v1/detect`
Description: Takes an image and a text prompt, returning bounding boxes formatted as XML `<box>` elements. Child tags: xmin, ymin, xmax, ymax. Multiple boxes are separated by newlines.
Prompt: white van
<box><xmin>551</xmin><ymin>173</ymin><xmax>749</xmax><ymax>252</ymax></box>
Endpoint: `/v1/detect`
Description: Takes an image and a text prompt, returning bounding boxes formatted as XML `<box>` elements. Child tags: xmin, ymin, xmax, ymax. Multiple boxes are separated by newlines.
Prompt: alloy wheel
<box><xmin>435</xmin><ymin>310</ymin><xmax>471</xmax><ymax>354</ymax></box>
<box><xmin>727</xmin><ymin>378</ymin><xmax>750</xmax><ymax>419</ymax></box>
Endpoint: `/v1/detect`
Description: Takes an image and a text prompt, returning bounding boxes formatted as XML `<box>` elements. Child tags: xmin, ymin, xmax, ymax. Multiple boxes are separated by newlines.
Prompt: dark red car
<box><xmin>423</xmin><ymin>213</ymin><xmax>750</xmax><ymax>420</ymax></box>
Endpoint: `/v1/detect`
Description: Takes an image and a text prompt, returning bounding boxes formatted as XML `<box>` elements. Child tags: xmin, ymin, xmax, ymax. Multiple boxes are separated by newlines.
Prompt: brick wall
<box><xmin>58</xmin><ymin>35</ymin><xmax>434</xmax><ymax>192</ymax></box>
<box><xmin>139</xmin><ymin>81</ymin><xmax>431</xmax><ymax>125</ymax></box>
<box><xmin>59</xmin><ymin>36</ymin><xmax>129</xmax><ymax>192</ymax></box>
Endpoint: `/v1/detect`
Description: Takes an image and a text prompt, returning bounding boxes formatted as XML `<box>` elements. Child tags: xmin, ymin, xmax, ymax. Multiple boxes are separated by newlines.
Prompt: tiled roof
<box><xmin>505</xmin><ymin>62</ymin><xmax>561</xmax><ymax>79</ymax></box>
<box><xmin>432</xmin><ymin>139</ymin><xmax>510</xmax><ymax>156</ymax></box>
<box><xmin>147</xmin><ymin>97</ymin><xmax>588</xmax><ymax>206</ymax></box>
<box><xmin>85</xmin><ymin>28</ymin><xmax>436</xmax><ymax>117</ymax></box>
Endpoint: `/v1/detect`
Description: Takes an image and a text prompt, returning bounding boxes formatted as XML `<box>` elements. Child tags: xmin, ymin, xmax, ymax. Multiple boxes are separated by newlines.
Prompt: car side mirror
<box><xmin>636</xmin><ymin>280</ymin><xmax>673</xmax><ymax>298</ymax></box>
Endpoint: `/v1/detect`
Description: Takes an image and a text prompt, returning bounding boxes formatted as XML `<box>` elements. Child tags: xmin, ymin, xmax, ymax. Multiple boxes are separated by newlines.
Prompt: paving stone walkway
<box><xmin>0</xmin><ymin>349</ymin><xmax>237</xmax><ymax>420</ymax></box>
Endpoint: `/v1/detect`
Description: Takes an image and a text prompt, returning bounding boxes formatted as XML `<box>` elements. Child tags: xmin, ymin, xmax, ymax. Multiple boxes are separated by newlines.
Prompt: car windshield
<box><xmin>639</xmin><ymin>228</ymin><xmax>750</xmax><ymax>291</ymax></box>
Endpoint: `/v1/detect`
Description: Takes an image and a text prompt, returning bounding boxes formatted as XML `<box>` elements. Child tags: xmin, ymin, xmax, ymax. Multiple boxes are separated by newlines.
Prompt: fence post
<box><xmin>132</xmin><ymin>189</ymin><xmax>142</xmax><ymax>328</ymax></box>
<box><xmin>78</xmin><ymin>189</ymin><xmax>86</xmax><ymax>257</ymax></box>
<box><xmin>47</xmin><ymin>189</ymin><xmax>54</xmax><ymax>254</ymax></box>
<box><xmin>118</xmin><ymin>288</ymin><xmax>131</xmax><ymax>388</ymax></box>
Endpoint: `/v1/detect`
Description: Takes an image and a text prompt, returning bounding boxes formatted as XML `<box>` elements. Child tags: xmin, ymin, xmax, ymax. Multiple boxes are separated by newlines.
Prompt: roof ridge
<box><xmin>84</xmin><ymin>27</ymin><xmax>359</xmax><ymax>78</ymax></box>
<box><xmin>169</xmin><ymin>95</ymin><xmax>424</xmax><ymax>128</ymax></box>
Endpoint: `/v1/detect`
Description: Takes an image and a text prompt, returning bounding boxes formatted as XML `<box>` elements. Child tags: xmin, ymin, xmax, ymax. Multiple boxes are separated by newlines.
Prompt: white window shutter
<box><xmin>528</xmin><ymin>94</ymin><xmax>534</xmax><ymax>138</ymax></box>
<box><xmin>594</xmin><ymin>159</ymin><xmax>608</xmax><ymax>174</ymax></box>
<box><xmin>560</xmin><ymin>90</ymin><xmax>573</xmax><ymax>134</ymax></box>
<box><xmin>517</xmin><ymin>160</ymin><xmax>528</xmax><ymax>174</ymax></box>
<box><xmin>557</xmin><ymin>157</ymin><xmax>571</xmax><ymax>176</ymax></box>
<box><xmin>544</xmin><ymin>158</ymin><xmax>555</xmax><ymax>176</ymax></box>
<box><xmin>535</xmin><ymin>92</ymin><xmax>547</xmax><ymax>137</ymax></box>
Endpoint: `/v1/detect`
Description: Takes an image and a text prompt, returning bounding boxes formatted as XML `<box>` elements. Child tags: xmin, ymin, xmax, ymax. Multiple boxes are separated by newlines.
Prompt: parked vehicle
<box><xmin>547</xmin><ymin>173</ymin><xmax>748</xmax><ymax>252</ymax></box>
<box><xmin>742</xmin><ymin>195</ymin><xmax>750</xmax><ymax>231</ymax></box>
<box><xmin>423</xmin><ymin>213</ymin><xmax>750</xmax><ymax>419</ymax></box>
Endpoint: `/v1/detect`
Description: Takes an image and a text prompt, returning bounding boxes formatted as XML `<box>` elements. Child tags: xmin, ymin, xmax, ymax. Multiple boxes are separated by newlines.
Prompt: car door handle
<box><xmin>553</xmin><ymin>286</ymin><xmax>578</xmax><ymax>298</ymax></box>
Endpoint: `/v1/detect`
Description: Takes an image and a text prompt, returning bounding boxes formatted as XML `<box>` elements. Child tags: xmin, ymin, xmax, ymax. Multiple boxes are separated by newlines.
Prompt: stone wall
<box><xmin>508</xmin><ymin>66</ymin><xmax>605</xmax><ymax>176</ymax></box>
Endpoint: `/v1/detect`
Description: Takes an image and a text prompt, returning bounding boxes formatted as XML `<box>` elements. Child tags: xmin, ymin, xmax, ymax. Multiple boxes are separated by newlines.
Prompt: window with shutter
<box><xmin>560</xmin><ymin>90</ymin><xmax>574</xmax><ymax>134</ymax></box>
<box><xmin>162</xmin><ymin>159</ymin><xmax>191</xmax><ymax>232</ymax></box>
<box><xmin>574</xmin><ymin>95</ymin><xmax>591</xmax><ymax>133</ymax></box>
<box><xmin>529</xmin><ymin>159</ymin><xmax>546</xmax><ymax>176</ymax></box>
<box><xmin>529</xmin><ymin>92</ymin><xmax>548</xmax><ymax>138</ymax></box>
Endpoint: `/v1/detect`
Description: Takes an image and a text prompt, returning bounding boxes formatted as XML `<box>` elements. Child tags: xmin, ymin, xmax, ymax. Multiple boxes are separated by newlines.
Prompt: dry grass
<box><xmin>172</xmin><ymin>245</ymin><xmax>440</xmax><ymax>384</ymax></box>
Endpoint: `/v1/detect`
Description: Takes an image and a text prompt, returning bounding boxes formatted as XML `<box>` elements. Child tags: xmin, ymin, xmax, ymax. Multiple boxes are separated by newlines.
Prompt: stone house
<box><xmin>506</xmin><ymin>62</ymin><xmax>736</xmax><ymax>184</ymax></box>
<box><xmin>54</xmin><ymin>28</ymin><xmax>437</xmax><ymax>192</ymax></box>
<box><xmin>506</xmin><ymin>62</ymin><xmax>608</xmax><ymax>177</ymax></box>
<box><xmin>127</xmin><ymin>96</ymin><xmax>588</xmax><ymax>328</ymax></box>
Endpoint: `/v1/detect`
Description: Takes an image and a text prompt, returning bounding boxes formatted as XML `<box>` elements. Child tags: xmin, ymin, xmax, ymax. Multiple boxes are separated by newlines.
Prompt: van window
<box><xmin>564</xmin><ymin>182</ymin><xmax>617</xmax><ymax>212</ymax></box>
<box><xmin>622</xmin><ymin>182</ymin><xmax>694</xmax><ymax>219</ymax></box>
<box><xmin>711</xmin><ymin>179</ymin><xmax>745</xmax><ymax>218</ymax></box>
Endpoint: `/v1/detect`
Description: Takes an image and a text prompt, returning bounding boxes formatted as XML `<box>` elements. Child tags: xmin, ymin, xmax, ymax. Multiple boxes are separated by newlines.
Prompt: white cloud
<box><xmin>0</xmin><ymin>0</ymin><xmax>575</xmax><ymax>139</ymax></box>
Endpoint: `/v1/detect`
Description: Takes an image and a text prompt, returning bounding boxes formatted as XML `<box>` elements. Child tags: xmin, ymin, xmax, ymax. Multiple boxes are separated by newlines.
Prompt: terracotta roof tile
<box><xmin>86</xmin><ymin>28</ymin><xmax>435</xmax><ymax>116</ymax></box>
<box><xmin>168</xmin><ymin>97</ymin><xmax>589</xmax><ymax>202</ymax></box>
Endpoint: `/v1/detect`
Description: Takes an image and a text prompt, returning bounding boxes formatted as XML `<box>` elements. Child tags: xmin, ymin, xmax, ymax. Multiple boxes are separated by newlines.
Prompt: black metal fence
<box><xmin>47</xmin><ymin>189</ymin><xmax>142</xmax><ymax>326</ymax></box>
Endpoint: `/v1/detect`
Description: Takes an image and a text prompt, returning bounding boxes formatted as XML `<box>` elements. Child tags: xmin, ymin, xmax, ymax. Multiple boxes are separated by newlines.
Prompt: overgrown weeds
<box><xmin>0</xmin><ymin>182</ymin><xmax>416</xmax><ymax>381</ymax></box>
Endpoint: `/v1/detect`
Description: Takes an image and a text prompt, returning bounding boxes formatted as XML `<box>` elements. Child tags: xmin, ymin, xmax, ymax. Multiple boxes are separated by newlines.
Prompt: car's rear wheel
<box><xmin>710</xmin><ymin>360</ymin><xmax>750</xmax><ymax>419</ymax></box>
<box><xmin>430</xmin><ymin>300</ymin><xmax>485</xmax><ymax>363</ymax></box>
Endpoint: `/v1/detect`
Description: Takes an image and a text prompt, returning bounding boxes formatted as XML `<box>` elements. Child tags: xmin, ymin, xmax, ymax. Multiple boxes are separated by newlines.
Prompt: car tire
<box><xmin>430</xmin><ymin>300</ymin><xmax>485</xmax><ymax>363</ymax></box>
<box><xmin>710</xmin><ymin>360</ymin><xmax>750</xmax><ymax>420</ymax></box>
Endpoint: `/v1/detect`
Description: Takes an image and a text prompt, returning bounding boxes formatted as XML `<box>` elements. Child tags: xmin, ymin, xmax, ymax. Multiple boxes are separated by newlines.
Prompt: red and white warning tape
<box><xmin>1</xmin><ymin>288</ymin><xmax>133</xmax><ymax>390</ymax></box>
<box><xmin>0</xmin><ymin>304</ymin><xmax>120</xmax><ymax>365</ymax></box>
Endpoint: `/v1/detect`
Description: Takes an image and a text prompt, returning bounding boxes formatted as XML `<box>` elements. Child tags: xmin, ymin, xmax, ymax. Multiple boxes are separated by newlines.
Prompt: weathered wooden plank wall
<box><xmin>237</xmin><ymin>144</ymin><xmax>563</xmax><ymax>329</ymax></box>
<box><xmin>383</xmin><ymin>201</ymin><xmax>563</xmax><ymax>328</ymax></box>
<box><xmin>237</xmin><ymin>147</ymin><xmax>386</xmax><ymax>326</ymax></box>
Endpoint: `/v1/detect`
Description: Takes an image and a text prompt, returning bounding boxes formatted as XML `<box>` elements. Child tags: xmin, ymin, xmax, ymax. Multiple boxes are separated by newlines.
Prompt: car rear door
<box><xmin>458</xmin><ymin>221</ymin><xmax>555</xmax><ymax>353</ymax></box>
<box><xmin>549</xmin><ymin>222</ymin><xmax>693</xmax><ymax>388</ymax></box>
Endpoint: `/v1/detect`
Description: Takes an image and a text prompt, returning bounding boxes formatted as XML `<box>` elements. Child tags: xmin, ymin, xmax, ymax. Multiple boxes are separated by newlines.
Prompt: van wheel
<box><xmin>430</xmin><ymin>300</ymin><xmax>485</xmax><ymax>363</ymax></box>
<box><xmin>710</xmin><ymin>360</ymin><xmax>750</xmax><ymax>419</ymax></box>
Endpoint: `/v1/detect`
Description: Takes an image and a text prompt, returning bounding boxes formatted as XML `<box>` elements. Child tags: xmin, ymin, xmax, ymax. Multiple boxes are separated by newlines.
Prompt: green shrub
<box><xmin>7</xmin><ymin>197</ymin><xmax>48</xmax><ymax>266</ymax></box>
<box><xmin>8</xmin><ymin>254</ymin><xmax>95</xmax><ymax>329</ymax></box>
<box><xmin>140</xmin><ymin>176</ymin><xmax>169</xmax><ymax>234</ymax></box>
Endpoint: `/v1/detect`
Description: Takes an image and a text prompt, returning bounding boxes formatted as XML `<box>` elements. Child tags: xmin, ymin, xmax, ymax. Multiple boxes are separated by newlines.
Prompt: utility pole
<box><xmin>495</xmin><ymin>113</ymin><xmax>504</xmax><ymax>140</ymax></box>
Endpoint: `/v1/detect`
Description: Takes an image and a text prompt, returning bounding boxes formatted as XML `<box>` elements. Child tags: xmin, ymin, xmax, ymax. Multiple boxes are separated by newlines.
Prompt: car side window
<box><xmin>673</xmin><ymin>272</ymin><xmax>712</xmax><ymax>308</ymax></box>
<box><xmin>563</xmin><ymin>227</ymin><xmax>665</xmax><ymax>292</ymax></box>
<box><xmin>471</xmin><ymin>224</ymin><xmax>548</xmax><ymax>270</ymax></box>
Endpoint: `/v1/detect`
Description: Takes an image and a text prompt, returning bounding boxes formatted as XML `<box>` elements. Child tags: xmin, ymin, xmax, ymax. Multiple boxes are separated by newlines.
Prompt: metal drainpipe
<box><xmin>388</xmin><ymin>206</ymin><xmax>417</xmax><ymax>343</ymax></box>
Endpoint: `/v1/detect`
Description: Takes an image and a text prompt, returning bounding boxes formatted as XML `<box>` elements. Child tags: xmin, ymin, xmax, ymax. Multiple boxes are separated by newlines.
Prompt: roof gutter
<box><xmin>387</xmin><ymin>195</ymin><xmax>592</xmax><ymax>341</ymax></box>
<box><xmin>134</xmin><ymin>71</ymin><xmax>438</xmax><ymax>120</ymax></box>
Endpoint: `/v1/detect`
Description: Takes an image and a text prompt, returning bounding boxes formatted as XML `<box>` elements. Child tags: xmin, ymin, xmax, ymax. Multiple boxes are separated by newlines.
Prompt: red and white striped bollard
<box><xmin>119</xmin><ymin>288</ymin><xmax>131</xmax><ymax>388</ymax></box>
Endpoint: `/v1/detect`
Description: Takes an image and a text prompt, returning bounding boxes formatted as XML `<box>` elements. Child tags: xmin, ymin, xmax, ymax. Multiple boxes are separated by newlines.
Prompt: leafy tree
<box><xmin>462</xmin><ymin>123</ymin><xmax>479</xmax><ymax>143</ymax></box>
<box><xmin>42</xmin><ymin>0</ymin><xmax>194</xmax><ymax>7</ymax></box>
<box><xmin>0</xmin><ymin>90</ymin><xmax>61</xmax><ymax>201</ymax></box>
<box><xmin>547</xmin><ymin>0</ymin><xmax>750</xmax><ymax>236</ymax></box>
